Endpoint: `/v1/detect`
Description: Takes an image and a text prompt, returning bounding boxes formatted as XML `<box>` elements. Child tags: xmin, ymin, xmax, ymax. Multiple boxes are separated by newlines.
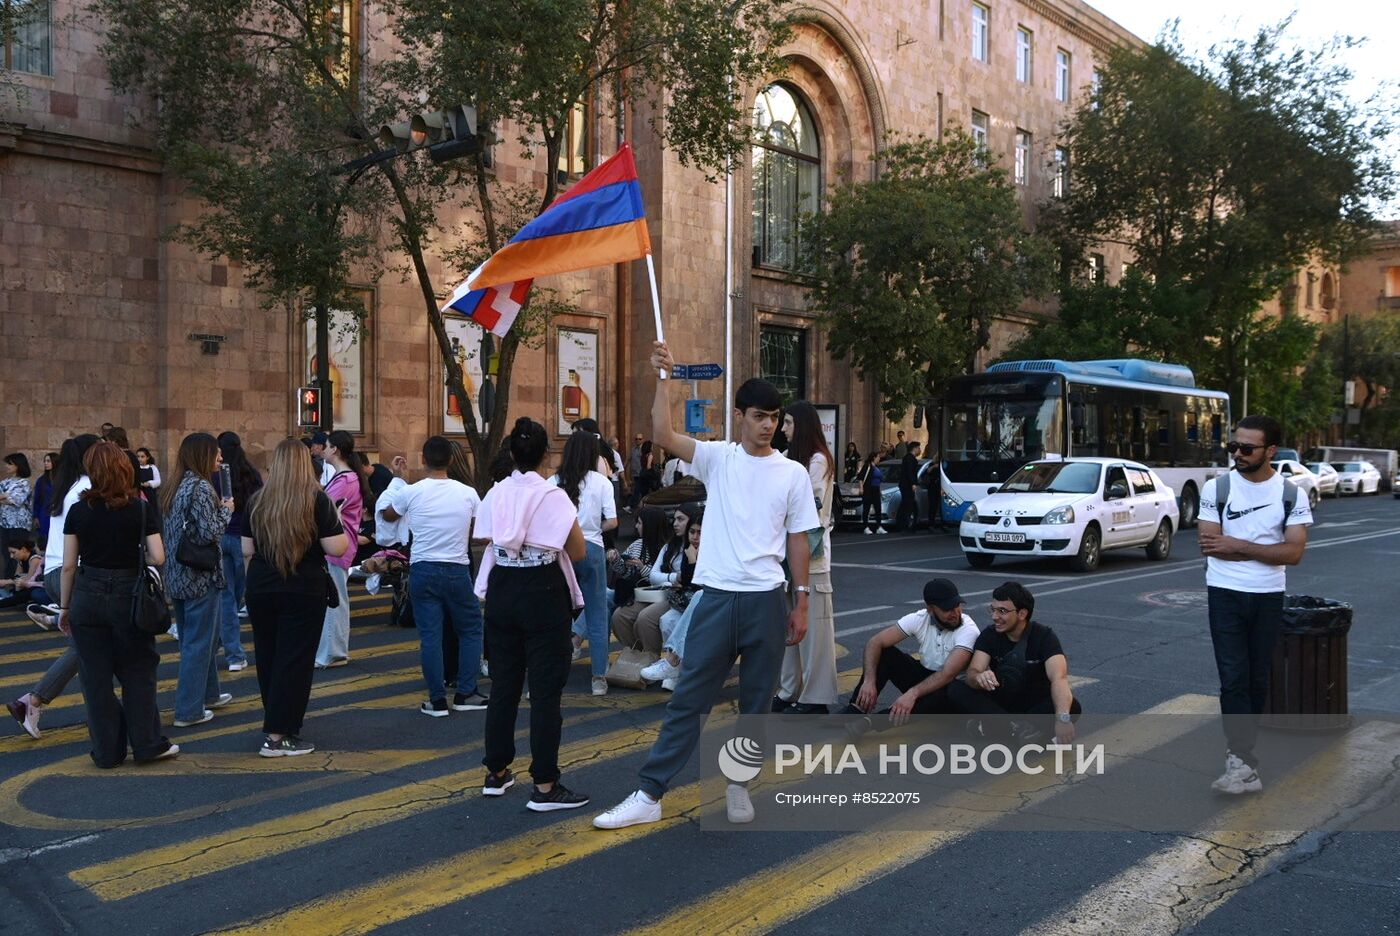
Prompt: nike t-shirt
<box><xmin>1199</xmin><ymin>472</ymin><xmax>1312</xmax><ymax>593</ymax></box>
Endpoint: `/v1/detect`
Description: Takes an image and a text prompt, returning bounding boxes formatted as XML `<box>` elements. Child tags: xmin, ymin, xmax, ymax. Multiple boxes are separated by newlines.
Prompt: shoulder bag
<box><xmin>175</xmin><ymin>482</ymin><xmax>221</xmax><ymax>572</ymax></box>
<box><xmin>131</xmin><ymin>499</ymin><xmax>173</xmax><ymax>635</ymax></box>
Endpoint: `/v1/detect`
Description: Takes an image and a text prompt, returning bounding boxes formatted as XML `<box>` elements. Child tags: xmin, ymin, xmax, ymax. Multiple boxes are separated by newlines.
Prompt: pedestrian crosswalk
<box><xmin>0</xmin><ymin>592</ymin><xmax>1391</xmax><ymax>935</ymax></box>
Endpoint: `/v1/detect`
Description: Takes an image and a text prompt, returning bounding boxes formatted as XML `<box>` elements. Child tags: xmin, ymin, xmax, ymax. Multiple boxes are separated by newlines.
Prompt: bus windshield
<box><xmin>943</xmin><ymin>394</ymin><xmax>1062</xmax><ymax>483</ymax></box>
<box><xmin>1000</xmin><ymin>461</ymin><xmax>1102</xmax><ymax>494</ymax></box>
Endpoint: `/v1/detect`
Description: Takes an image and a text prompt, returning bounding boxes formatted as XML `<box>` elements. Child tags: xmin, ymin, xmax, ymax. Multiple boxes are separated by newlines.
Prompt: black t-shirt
<box><xmin>900</xmin><ymin>453</ymin><xmax>917</xmax><ymax>491</ymax></box>
<box><xmin>63</xmin><ymin>497</ymin><xmax>162</xmax><ymax>569</ymax></box>
<box><xmin>244</xmin><ymin>490</ymin><xmax>344</xmax><ymax>598</ymax></box>
<box><xmin>972</xmin><ymin>621</ymin><xmax>1065</xmax><ymax>703</ymax></box>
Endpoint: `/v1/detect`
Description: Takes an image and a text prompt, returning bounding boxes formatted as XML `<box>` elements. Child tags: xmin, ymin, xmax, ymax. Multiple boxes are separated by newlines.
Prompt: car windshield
<box><xmin>999</xmin><ymin>461</ymin><xmax>1102</xmax><ymax>494</ymax></box>
<box><xmin>1332</xmin><ymin>462</ymin><xmax>1363</xmax><ymax>472</ymax></box>
<box><xmin>1306</xmin><ymin>463</ymin><xmax>1327</xmax><ymax>473</ymax></box>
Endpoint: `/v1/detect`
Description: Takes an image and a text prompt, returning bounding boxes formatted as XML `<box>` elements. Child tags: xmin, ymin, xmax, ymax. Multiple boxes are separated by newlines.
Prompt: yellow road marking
<box><xmin>621</xmin><ymin>693</ymin><xmax>1219</xmax><ymax>936</ymax></box>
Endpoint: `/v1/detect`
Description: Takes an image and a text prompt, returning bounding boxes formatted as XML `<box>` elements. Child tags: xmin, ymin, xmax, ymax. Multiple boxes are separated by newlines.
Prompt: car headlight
<box><xmin>963</xmin><ymin>503</ymin><xmax>979</xmax><ymax>524</ymax></box>
<box><xmin>1042</xmin><ymin>505</ymin><xmax>1075</xmax><ymax>525</ymax></box>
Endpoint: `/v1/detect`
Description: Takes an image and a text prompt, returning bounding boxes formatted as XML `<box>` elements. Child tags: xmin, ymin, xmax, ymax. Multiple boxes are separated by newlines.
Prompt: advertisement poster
<box><xmin>556</xmin><ymin>328</ymin><xmax>598</xmax><ymax>435</ymax></box>
<box><xmin>815</xmin><ymin>404</ymin><xmax>840</xmax><ymax>458</ymax></box>
<box><xmin>304</xmin><ymin>306</ymin><xmax>364</xmax><ymax>433</ymax></box>
<box><xmin>442</xmin><ymin>314</ymin><xmax>486</xmax><ymax>434</ymax></box>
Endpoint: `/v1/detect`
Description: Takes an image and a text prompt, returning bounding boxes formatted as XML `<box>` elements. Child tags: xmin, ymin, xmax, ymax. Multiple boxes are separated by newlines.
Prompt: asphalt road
<box><xmin>1</xmin><ymin>492</ymin><xmax>1397</xmax><ymax>934</ymax></box>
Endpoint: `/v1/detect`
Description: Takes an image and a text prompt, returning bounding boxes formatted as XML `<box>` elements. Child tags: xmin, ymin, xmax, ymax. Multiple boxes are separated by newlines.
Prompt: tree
<box><xmin>1039</xmin><ymin>20</ymin><xmax>1395</xmax><ymax>412</ymax></box>
<box><xmin>91</xmin><ymin>0</ymin><xmax>788</xmax><ymax>486</ymax></box>
<box><xmin>1320</xmin><ymin>315</ymin><xmax>1400</xmax><ymax>445</ymax></box>
<box><xmin>801</xmin><ymin>131</ymin><xmax>1053</xmax><ymax>421</ymax></box>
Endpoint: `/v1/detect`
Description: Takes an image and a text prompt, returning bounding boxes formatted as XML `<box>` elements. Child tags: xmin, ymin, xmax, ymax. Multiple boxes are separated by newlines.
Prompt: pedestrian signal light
<box><xmin>298</xmin><ymin>386</ymin><xmax>321</xmax><ymax>428</ymax></box>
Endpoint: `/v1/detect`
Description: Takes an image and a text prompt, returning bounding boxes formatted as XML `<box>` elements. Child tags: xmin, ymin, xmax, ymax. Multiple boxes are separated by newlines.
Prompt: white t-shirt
<box><xmin>1200</xmin><ymin>471</ymin><xmax>1312</xmax><ymax>593</ymax></box>
<box><xmin>550</xmin><ymin>470</ymin><xmax>616</xmax><ymax>547</ymax></box>
<box><xmin>662</xmin><ymin>458</ymin><xmax>691</xmax><ymax>487</ymax></box>
<box><xmin>385</xmin><ymin>477</ymin><xmax>481</xmax><ymax>565</ymax></box>
<box><xmin>897</xmin><ymin>610</ymin><xmax>980</xmax><ymax>671</ymax></box>
<box><xmin>318</xmin><ymin>459</ymin><xmax>336</xmax><ymax>488</ymax></box>
<box><xmin>44</xmin><ymin>476</ymin><xmax>92</xmax><ymax>574</ymax></box>
<box><xmin>688</xmin><ymin>440</ymin><xmax>821</xmax><ymax>592</ymax></box>
<box><xmin>805</xmin><ymin>452</ymin><xmax>835</xmax><ymax>575</ymax></box>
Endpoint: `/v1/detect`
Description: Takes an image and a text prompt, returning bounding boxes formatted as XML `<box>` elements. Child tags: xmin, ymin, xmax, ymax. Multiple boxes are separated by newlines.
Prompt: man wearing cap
<box><xmin>309</xmin><ymin>432</ymin><xmax>335</xmax><ymax>487</ymax></box>
<box><xmin>843</xmin><ymin>578</ymin><xmax>980</xmax><ymax>723</ymax></box>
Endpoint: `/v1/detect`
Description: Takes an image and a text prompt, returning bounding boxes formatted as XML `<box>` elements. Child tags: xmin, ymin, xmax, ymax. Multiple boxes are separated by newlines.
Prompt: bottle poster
<box><xmin>304</xmin><ymin>306</ymin><xmax>364</xmax><ymax>433</ymax></box>
<box><xmin>442</xmin><ymin>313</ymin><xmax>486</xmax><ymax>435</ymax></box>
<box><xmin>556</xmin><ymin>328</ymin><xmax>598</xmax><ymax>435</ymax></box>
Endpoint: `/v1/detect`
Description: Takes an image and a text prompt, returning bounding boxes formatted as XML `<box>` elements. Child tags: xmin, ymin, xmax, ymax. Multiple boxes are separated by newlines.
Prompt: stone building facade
<box><xmin>1</xmin><ymin>0</ymin><xmax>1142</xmax><ymax>472</ymax></box>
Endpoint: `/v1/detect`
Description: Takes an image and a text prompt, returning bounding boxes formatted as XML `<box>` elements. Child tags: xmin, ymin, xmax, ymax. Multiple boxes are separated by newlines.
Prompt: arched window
<box><xmin>752</xmin><ymin>84</ymin><xmax>820</xmax><ymax>270</ymax></box>
<box><xmin>1320</xmin><ymin>272</ymin><xmax>1336</xmax><ymax>310</ymax></box>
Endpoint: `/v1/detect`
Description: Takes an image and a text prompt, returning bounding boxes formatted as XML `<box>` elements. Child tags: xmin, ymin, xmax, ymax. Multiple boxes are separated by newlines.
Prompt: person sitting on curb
<box><xmin>842</xmin><ymin>578</ymin><xmax>979</xmax><ymax>729</ymax></box>
<box><xmin>948</xmin><ymin>581</ymin><xmax>1081</xmax><ymax>743</ymax></box>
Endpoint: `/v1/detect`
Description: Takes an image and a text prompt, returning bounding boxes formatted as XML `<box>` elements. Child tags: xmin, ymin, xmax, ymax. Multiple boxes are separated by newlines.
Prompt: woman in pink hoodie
<box><xmin>475</xmin><ymin>417</ymin><xmax>590</xmax><ymax>813</ymax></box>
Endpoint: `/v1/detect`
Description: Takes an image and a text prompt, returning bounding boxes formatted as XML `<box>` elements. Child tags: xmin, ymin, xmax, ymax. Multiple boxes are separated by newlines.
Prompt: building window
<box><xmin>2</xmin><ymin>0</ymin><xmax>51</xmax><ymax>76</ymax></box>
<box><xmin>1320</xmin><ymin>272</ymin><xmax>1336</xmax><ymax>310</ymax></box>
<box><xmin>971</xmin><ymin>2</ymin><xmax>989</xmax><ymax>63</ymax></box>
<box><xmin>1056</xmin><ymin>49</ymin><xmax>1071</xmax><ymax>102</ymax></box>
<box><xmin>1014</xmin><ymin>130</ymin><xmax>1030</xmax><ymax>185</ymax></box>
<box><xmin>759</xmin><ymin>325</ymin><xmax>807</xmax><ymax>404</ymax></box>
<box><xmin>558</xmin><ymin>99</ymin><xmax>591</xmax><ymax>181</ymax></box>
<box><xmin>970</xmin><ymin>110</ymin><xmax>989</xmax><ymax>150</ymax></box>
<box><xmin>1053</xmin><ymin>146</ymin><xmax>1069</xmax><ymax>197</ymax></box>
<box><xmin>1090</xmin><ymin>68</ymin><xmax>1102</xmax><ymax>108</ymax></box>
<box><xmin>1016</xmin><ymin>27</ymin><xmax>1032</xmax><ymax>83</ymax></box>
<box><xmin>1385</xmin><ymin>266</ymin><xmax>1400</xmax><ymax>298</ymax></box>
<box><xmin>1305</xmin><ymin>271</ymin><xmax>1315</xmax><ymax>308</ymax></box>
<box><xmin>751</xmin><ymin>83</ymin><xmax>820</xmax><ymax>271</ymax></box>
<box><xmin>1088</xmin><ymin>253</ymin><xmax>1105</xmax><ymax>284</ymax></box>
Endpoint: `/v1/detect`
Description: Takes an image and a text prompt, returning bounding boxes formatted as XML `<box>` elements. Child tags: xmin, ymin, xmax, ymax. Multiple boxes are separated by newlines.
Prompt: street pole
<box><xmin>315</xmin><ymin>298</ymin><xmax>333</xmax><ymax>431</ymax></box>
<box><xmin>1341</xmin><ymin>313</ymin><xmax>1351</xmax><ymax>445</ymax></box>
<box><xmin>723</xmin><ymin>74</ymin><xmax>734</xmax><ymax>443</ymax></box>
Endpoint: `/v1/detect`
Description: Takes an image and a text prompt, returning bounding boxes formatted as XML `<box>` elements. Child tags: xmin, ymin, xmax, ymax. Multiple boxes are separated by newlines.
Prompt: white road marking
<box><xmin>833</xmin><ymin>605</ymin><xmax>892</xmax><ymax>618</ymax></box>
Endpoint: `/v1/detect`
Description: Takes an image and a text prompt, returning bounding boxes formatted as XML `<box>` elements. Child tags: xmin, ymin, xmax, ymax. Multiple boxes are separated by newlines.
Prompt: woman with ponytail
<box><xmin>475</xmin><ymin>417</ymin><xmax>590</xmax><ymax>812</ymax></box>
<box><xmin>315</xmin><ymin>430</ymin><xmax>366</xmax><ymax>668</ymax></box>
<box><xmin>552</xmin><ymin>429</ymin><xmax>618</xmax><ymax>694</ymax></box>
<box><xmin>216</xmin><ymin>431</ymin><xmax>263</xmax><ymax>672</ymax></box>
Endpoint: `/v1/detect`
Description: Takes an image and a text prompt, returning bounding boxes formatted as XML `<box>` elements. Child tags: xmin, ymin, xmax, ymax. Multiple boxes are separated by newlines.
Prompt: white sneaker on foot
<box><xmin>639</xmin><ymin>658</ymin><xmax>680</xmax><ymax>682</ymax></box>
<box><xmin>173</xmin><ymin>709</ymin><xmax>214</xmax><ymax>727</ymax></box>
<box><xmin>1211</xmin><ymin>753</ymin><xmax>1263</xmax><ymax>794</ymax></box>
<box><xmin>863</xmin><ymin>527</ymin><xmax>874</xmax><ymax>536</ymax></box>
<box><xmin>209</xmin><ymin>692</ymin><xmax>234</xmax><ymax>709</ymax></box>
<box><xmin>227</xmin><ymin>660</ymin><xmax>247</xmax><ymax>672</ymax></box>
<box><xmin>593</xmin><ymin>790</ymin><xmax>662</xmax><ymax>829</ymax></box>
<box><xmin>726</xmin><ymin>783</ymin><xmax>755</xmax><ymax>824</ymax></box>
<box><xmin>661</xmin><ymin>677</ymin><xmax>677</xmax><ymax>691</ymax></box>
<box><xmin>26</xmin><ymin>604</ymin><xmax>59</xmax><ymax>631</ymax></box>
<box><xmin>591</xmin><ymin>676</ymin><xmax>608</xmax><ymax>696</ymax></box>
<box><xmin>480</xmin><ymin>659</ymin><xmax>490</xmax><ymax>678</ymax></box>
<box><xmin>876</xmin><ymin>526</ymin><xmax>889</xmax><ymax>535</ymax></box>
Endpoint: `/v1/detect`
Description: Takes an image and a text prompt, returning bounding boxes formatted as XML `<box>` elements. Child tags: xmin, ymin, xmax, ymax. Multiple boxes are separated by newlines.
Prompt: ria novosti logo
<box><xmin>717</xmin><ymin>736</ymin><xmax>764</xmax><ymax>783</ymax></box>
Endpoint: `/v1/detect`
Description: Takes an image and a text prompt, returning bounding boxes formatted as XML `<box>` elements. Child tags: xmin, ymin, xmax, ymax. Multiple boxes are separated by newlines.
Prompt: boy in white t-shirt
<box><xmin>594</xmin><ymin>342</ymin><xmax>820</xmax><ymax>830</ymax></box>
<box><xmin>1197</xmin><ymin>414</ymin><xmax>1311</xmax><ymax>795</ymax></box>
<box><xmin>843</xmin><ymin>578</ymin><xmax>980</xmax><ymax>724</ymax></box>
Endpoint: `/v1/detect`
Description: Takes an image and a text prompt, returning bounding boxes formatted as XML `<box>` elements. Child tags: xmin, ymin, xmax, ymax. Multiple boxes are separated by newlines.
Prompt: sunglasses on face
<box><xmin>1225</xmin><ymin>442</ymin><xmax>1268</xmax><ymax>455</ymax></box>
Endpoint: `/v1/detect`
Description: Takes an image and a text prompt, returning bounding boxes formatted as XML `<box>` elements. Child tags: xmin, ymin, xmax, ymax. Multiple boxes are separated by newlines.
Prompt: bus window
<box><xmin>1071</xmin><ymin>402</ymin><xmax>1098</xmax><ymax>457</ymax></box>
<box><xmin>1131</xmin><ymin>407</ymin><xmax>1147</xmax><ymax>461</ymax></box>
<box><xmin>1151</xmin><ymin>408</ymin><xmax>1171</xmax><ymax>465</ymax></box>
<box><xmin>1186</xmin><ymin>407</ymin><xmax>1199</xmax><ymax>444</ymax></box>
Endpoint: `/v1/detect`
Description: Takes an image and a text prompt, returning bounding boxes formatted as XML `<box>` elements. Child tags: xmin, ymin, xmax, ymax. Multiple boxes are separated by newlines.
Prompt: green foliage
<box><xmin>1319</xmin><ymin>314</ymin><xmax>1400</xmax><ymax>446</ymax></box>
<box><xmin>801</xmin><ymin>130</ymin><xmax>1054</xmax><ymax>421</ymax></box>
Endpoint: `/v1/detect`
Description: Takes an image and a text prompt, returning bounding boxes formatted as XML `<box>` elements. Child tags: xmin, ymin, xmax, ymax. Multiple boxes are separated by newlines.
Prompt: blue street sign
<box><xmin>682</xmin><ymin>363</ymin><xmax>724</xmax><ymax>381</ymax></box>
<box><xmin>685</xmin><ymin>399</ymin><xmax>713</xmax><ymax>434</ymax></box>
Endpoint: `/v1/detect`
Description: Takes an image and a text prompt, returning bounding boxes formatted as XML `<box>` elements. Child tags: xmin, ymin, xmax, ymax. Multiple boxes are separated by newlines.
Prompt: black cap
<box><xmin>310</xmin><ymin>431</ymin><xmax>329</xmax><ymax>446</ymax></box>
<box><xmin>923</xmin><ymin>578</ymin><xmax>963</xmax><ymax>611</ymax></box>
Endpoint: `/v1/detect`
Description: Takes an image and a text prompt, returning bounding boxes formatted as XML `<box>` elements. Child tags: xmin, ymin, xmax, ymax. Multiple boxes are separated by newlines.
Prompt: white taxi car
<box><xmin>959</xmin><ymin>457</ymin><xmax>1180</xmax><ymax>573</ymax></box>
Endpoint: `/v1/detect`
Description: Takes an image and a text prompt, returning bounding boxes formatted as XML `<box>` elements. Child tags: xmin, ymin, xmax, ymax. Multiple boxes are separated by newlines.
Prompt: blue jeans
<box><xmin>409</xmin><ymin>561</ymin><xmax>483</xmax><ymax>702</ymax></box>
<box><xmin>572</xmin><ymin>542</ymin><xmax>609</xmax><ymax>677</ymax></box>
<box><xmin>173</xmin><ymin>589</ymin><xmax>223</xmax><ymax>722</ymax></box>
<box><xmin>1207</xmin><ymin>586</ymin><xmax>1284</xmax><ymax>768</ymax></box>
<box><xmin>219</xmin><ymin>532</ymin><xmax>247</xmax><ymax>665</ymax></box>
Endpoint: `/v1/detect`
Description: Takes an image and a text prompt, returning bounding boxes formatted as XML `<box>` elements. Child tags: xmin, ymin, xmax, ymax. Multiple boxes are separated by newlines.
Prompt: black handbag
<box><xmin>131</xmin><ymin>499</ymin><xmax>172</xmax><ymax>636</ymax></box>
<box><xmin>176</xmin><ymin>511</ymin><xmax>221</xmax><ymax>572</ymax></box>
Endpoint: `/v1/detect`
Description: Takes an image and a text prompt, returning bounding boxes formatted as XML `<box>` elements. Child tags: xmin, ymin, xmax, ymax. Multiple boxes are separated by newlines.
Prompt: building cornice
<box><xmin>1015</xmin><ymin>0</ymin><xmax>1145</xmax><ymax>56</ymax></box>
<box><xmin>787</xmin><ymin>4</ymin><xmax>888</xmax><ymax>152</ymax></box>
<box><xmin>0</xmin><ymin>123</ymin><xmax>160</xmax><ymax>174</ymax></box>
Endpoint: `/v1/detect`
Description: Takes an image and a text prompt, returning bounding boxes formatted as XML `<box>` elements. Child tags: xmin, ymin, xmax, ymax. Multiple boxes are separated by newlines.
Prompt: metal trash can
<box><xmin>1261</xmin><ymin>596</ymin><xmax>1352</xmax><ymax>730</ymax></box>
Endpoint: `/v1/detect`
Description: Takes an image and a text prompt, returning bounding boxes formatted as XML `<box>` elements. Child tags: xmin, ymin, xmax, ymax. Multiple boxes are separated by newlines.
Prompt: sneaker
<box><xmin>483</xmin><ymin>769</ymin><xmax>515</xmax><ymax>796</ymax></box>
<box><xmin>864</xmin><ymin>527</ymin><xmax>874</xmax><ymax>536</ymax></box>
<box><xmin>260</xmin><ymin>735</ymin><xmax>315</xmax><ymax>757</ymax></box>
<box><xmin>1010</xmin><ymin>719</ymin><xmax>1045</xmax><ymax>743</ymax></box>
<box><xmin>876</xmin><ymin>527</ymin><xmax>889</xmax><ymax>535</ymax></box>
<box><xmin>25</xmin><ymin>605</ymin><xmax>56</xmax><ymax>631</ymax></box>
<box><xmin>783</xmin><ymin>702</ymin><xmax>829</xmax><ymax>715</ymax></box>
<box><xmin>660</xmin><ymin>677</ymin><xmax>677</xmax><ymax>692</ymax></box>
<box><xmin>640</xmin><ymin>658</ymin><xmax>680</xmax><ymax>682</ymax></box>
<box><xmin>770</xmin><ymin>695</ymin><xmax>791</xmax><ymax>714</ymax></box>
<box><xmin>7</xmin><ymin>698</ymin><xmax>41</xmax><ymax>739</ymax></box>
<box><xmin>167</xmin><ymin>623</ymin><xmax>179</xmax><ymax>639</ymax></box>
<box><xmin>593</xmin><ymin>790</ymin><xmax>662</xmax><ymax>829</ymax></box>
<box><xmin>480</xmin><ymin>659</ymin><xmax>490</xmax><ymax>678</ymax></box>
<box><xmin>1211</xmin><ymin>753</ymin><xmax>1263</xmax><ymax>795</ymax></box>
<box><xmin>173</xmin><ymin>709</ymin><xmax>214</xmax><ymax>727</ymax></box>
<box><xmin>316</xmin><ymin>657</ymin><xmax>349</xmax><ymax>669</ymax></box>
<box><xmin>208</xmin><ymin>692</ymin><xmax>234</xmax><ymax>709</ymax></box>
<box><xmin>844</xmin><ymin>715</ymin><xmax>874</xmax><ymax>742</ymax></box>
<box><xmin>420</xmin><ymin>698</ymin><xmax>450</xmax><ymax>718</ymax></box>
<box><xmin>726</xmin><ymin>783</ymin><xmax>755</xmax><ymax>824</ymax></box>
<box><xmin>237</xmin><ymin>605</ymin><xmax>249</xmax><ymax>619</ymax></box>
<box><xmin>571</xmin><ymin>644</ymin><xmax>584</xmax><ymax>662</ymax></box>
<box><xmin>227</xmin><ymin>660</ymin><xmax>248</xmax><ymax>672</ymax></box>
<box><xmin>527</xmin><ymin>782</ymin><xmax>591</xmax><ymax>812</ymax></box>
<box><xmin>591</xmin><ymin>677</ymin><xmax>608</xmax><ymax>697</ymax></box>
<box><xmin>451</xmin><ymin>691</ymin><xmax>489</xmax><ymax>712</ymax></box>
<box><xmin>151</xmin><ymin>743</ymin><xmax>180</xmax><ymax>761</ymax></box>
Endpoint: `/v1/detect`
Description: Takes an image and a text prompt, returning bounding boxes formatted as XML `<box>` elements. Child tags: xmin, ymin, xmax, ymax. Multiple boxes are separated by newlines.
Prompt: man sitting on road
<box><xmin>948</xmin><ymin>581</ymin><xmax>1080</xmax><ymax>743</ymax></box>
<box><xmin>842</xmin><ymin>578</ymin><xmax>979</xmax><ymax>727</ymax></box>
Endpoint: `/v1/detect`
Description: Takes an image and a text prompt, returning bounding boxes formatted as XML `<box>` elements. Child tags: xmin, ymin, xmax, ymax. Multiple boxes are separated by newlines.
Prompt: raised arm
<box><xmin>649</xmin><ymin>341</ymin><xmax>696</xmax><ymax>464</ymax></box>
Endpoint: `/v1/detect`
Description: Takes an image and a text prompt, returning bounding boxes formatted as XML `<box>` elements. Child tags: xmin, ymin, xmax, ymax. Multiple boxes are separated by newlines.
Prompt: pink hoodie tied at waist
<box><xmin>474</xmin><ymin>471</ymin><xmax>583</xmax><ymax>609</ymax></box>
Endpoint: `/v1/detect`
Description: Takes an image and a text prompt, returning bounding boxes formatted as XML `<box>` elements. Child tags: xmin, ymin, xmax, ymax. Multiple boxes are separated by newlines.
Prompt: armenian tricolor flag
<box><xmin>443</xmin><ymin>144</ymin><xmax>652</xmax><ymax>336</ymax></box>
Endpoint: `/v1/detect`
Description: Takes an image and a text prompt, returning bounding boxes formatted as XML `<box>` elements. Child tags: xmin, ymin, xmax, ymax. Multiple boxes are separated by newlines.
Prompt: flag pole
<box><xmin>645</xmin><ymin>252</ymin><xmax>667</xmax><ymax>380</ymax></box>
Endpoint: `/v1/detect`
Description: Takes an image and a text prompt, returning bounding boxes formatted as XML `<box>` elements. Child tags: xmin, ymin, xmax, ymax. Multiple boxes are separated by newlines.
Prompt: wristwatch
<box><xmin>794</xmin><ymin>585</ymin><xmax>812</xmax><ymax>595</ymax></box>
<box><xmin>1056</xmin><ymin>713</ymin><xmax>1072</xmax><ymax>724</ymax></box>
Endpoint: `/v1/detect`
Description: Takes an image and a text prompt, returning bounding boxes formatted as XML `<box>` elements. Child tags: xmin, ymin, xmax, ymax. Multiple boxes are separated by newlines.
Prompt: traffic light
<box><xmin>298</xmin><ymin>386</ymin><xmax>322</xmax><ymax>428</ymax></box>
<box><xmin>378</xmin><ymin>105</ymin><xmax>492</xmax><ymax>166</ymax></box>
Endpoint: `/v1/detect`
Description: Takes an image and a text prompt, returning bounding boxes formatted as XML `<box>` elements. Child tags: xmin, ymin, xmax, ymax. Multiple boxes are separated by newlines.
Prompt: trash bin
<box><xmin>1261</xmin><ymin>596</ymin><xmax>1352</xmax><ymax>730</ymax></box>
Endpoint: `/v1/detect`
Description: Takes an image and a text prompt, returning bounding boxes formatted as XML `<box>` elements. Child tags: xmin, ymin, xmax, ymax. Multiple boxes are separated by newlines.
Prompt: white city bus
<box><xmin>937</xmin><ymin>359</ymin><xmax>1232</xmax><ymax>527</ymax></box>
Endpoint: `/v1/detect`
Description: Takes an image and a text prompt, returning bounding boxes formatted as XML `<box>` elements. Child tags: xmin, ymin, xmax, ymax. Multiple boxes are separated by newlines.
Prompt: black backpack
<box><xmin>1214</xmin><ymin>471</ymin><xmax>1297</xmax><ymax>535</ymax></box>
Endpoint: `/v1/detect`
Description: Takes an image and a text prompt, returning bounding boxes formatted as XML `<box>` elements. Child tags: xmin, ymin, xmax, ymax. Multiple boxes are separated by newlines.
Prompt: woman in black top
<box><xmin>242</xmin><ymin>439</ymin><xmax>348</xmax><ymax>757</ymax></box>
<box><xmin>59</xmin><ymin>441</ymin><xmax>176</xmax><ymax>767</ymax></box>
<box><xmin>844</xmin><ymin>442</ymin><xmax>861</xmax><ymax>483</ymax></box>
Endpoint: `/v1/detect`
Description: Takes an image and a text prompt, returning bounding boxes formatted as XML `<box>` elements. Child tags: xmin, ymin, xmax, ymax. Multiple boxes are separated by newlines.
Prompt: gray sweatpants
<box><xmin>638</xmin><ymin>586</ymin><xmax>787</xmax><ymax>799</ymax></box>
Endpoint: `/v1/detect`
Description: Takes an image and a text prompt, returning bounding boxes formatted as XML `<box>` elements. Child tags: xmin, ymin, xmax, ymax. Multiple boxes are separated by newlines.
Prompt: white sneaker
<box><xmin>591</xmin><ymin>677</ymin><xmax>608</xmax><ymax>696</ymax></box>
<box><xmin>864</xmin><ymin>528</ymin><xmax>874</xmax><ymax>536</ymax></box>
<box><xmin>640</xmin><ymin>658</ymin><xmax>680</xmax><ymax>682</ymax></box>
<box><xmin>227</xmin><ymin>661</ymin><xmax>247</xmax><ymax>672</ymax></box>
<box><xmin>726</xmin><ymin>783</ymin><xmax>755</xmax><ymax>824</ymax></box>
<box><xmin>1211</xmin><ymin>753</ymin><xmax>1263</xmax><ymax>795</ymax></box>
<box><xmin>208</xmin><ymin>692</ymin><xmax>234</xmax><ymax>709</ymax></box>
<box><xmin>593</xmin><ymin>790</ymin><xmax>662</xmax><ymax>829</ymax></box>
<box><xmin>173</xmin><ymin>709</ymin><xmax>214</xmax><ymax>727</ymax></box>
<box><xmin>876</xmin><ymin>527</ymin><xmax>889</xmax><ymax>535</ymax></box>
<box><xmin>237</xmin><ymin>605</ymin><xmax>249</xmax><ymax>619</ymax></box>
<box><xmin>26</xmin><ymin>604</ymin><xmax>59</xmax><ymax>631</ymax></box>
<box><xmin>167</xmin><ymin>623</ymin><xmax>179</xmax><ymax>639</ymax></box>
<box><xmin>480</xmin><ymin>659</ymin><xmax>490</xmax><ymax>678</ymax></box>
<box><xmin>661</xmin><ymin>677</ymin><xmax>677</xmax><ymax>692</ymax></box>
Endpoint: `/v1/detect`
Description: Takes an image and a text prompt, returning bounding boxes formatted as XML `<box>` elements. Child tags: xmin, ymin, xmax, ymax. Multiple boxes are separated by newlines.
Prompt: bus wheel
<box><xmin>1070</xmin><ymin>524</ymin><xmax>1101</xmax><ymax>573</ymax></box>
<box><xmin>1146</xmin><ymin>519</ymin><xmax>1172</xmax><ymax>561</ymax></box>
<box><xmin>1179</xmin><ymin>484</ymin><xmax>1199</xmax><ymax>529</ymax></box>
<box><xmin>965</xmin><ymin>552</ymin><xmax>995</xmax><ymax>569</ymax></box>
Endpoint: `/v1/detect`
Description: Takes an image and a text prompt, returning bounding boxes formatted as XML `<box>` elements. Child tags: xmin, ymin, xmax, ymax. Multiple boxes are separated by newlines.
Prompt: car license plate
<box><xmin>984</xmin><ymin>532</ymin><xmax>1026</xmax><ymax>544</ymax></box>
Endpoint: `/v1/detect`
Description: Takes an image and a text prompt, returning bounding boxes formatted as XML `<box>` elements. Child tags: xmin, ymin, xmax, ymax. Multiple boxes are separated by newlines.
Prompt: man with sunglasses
<box><xmin>1198</xmin><ymin>414</ymin><xmax>1311</xmax><ymax>795</ymax></box>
